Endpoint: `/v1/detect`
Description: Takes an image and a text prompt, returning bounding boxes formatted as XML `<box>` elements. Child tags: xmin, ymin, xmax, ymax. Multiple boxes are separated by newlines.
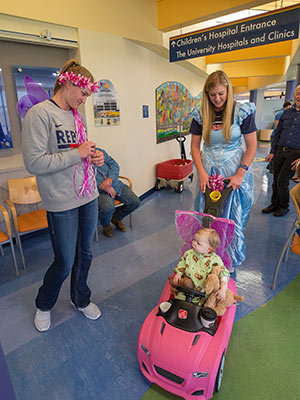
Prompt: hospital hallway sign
<box><xmin>169</xmin><ymin>4</ymin><xmax>300</xmax><ymax>62</ymax></box>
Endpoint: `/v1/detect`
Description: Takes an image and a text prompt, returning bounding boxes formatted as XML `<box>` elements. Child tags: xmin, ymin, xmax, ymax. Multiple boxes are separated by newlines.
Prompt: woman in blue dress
<box><xmin>190</xmin><ymin>71</ymin><xmax>257</xmax><ymax>270</ymax></box>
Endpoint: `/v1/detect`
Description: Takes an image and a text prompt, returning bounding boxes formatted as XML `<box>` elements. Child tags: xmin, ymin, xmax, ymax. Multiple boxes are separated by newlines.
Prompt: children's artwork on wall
<box><xmin>14</xmin><ymin>66</ymin><xmax>59</xmax><ymax>120</ymax></box>
<box><xmin>0</xmin><ymin>69</ymin><xmax>13</xmax><ymax>149</ymax></box>
<box><xmin>93</xmin><ymin>79</ymin><xmax>120</xmax><ymax>127</ymax></box>
<box><xmin>156</xmin><ymin>81</ymin><xmax>202</xmax><ymax>144</ymax></box>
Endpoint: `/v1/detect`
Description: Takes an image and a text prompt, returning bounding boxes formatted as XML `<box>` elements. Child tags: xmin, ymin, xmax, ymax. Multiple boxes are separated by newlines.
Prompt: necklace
<box><xmin>211</xmin><ymin>148</ymin><xmax>225</xmax><ymax>169</ymax></box>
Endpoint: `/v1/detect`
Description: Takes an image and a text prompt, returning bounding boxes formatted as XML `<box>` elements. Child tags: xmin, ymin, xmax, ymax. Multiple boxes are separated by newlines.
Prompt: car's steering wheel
<box><xmin>176</xmin><ymin>286</ymin><xmax>206</xmax><ymax>303</ymax></box>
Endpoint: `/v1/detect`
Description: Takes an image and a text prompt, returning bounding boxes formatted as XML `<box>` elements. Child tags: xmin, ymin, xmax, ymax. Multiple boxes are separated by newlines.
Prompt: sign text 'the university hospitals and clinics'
<box><xmin>169</xmin><ymin>5</ymin><xmax>300</xmax><ymax>62</ymax></box>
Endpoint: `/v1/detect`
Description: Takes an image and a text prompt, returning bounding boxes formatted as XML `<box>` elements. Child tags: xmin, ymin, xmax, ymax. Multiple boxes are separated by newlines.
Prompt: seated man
<box><xmin>95</xmin><ymin>148</ymin><xmax>140</xmax><ymax>237</ymax></box>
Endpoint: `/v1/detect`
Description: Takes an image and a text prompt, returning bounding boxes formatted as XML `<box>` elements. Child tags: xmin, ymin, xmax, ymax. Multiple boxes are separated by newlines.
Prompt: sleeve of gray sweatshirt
<box><xmin>22</xmin><ymin>102</ymin><xmax>81</xmax><ymax>176</ymax></box>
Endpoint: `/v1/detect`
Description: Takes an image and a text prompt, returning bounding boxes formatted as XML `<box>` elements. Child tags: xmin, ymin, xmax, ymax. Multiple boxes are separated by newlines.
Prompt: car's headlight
<box><xmin>193</xmin><ymin>372</ymin><xmax>209</xmax><ymax>378</ymax></box>
<box><xmin>141</xmin><ymin>344</ymin><xmax>150</xmax><ymax>356</ymax></box>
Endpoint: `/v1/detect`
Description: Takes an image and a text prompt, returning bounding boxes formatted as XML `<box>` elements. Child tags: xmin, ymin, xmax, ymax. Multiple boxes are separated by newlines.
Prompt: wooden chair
<box><xmin>0</xmin><ymin>205</ymin><xmax>19</xmax><ymax>276</ymax></box>
<box><xmin>5</xmin><ymin>176</ymin><xmax>48</xmax><ymax>269</ymax></box>
<box><xmin>95</xmin><ymin>176</ymin><xmax>133</xmax><ymax>242</ymax></box>
<box><xmin>271</xmin><ymin>183</ymin><xmax>300</xmax><ymax>290</ymax></box>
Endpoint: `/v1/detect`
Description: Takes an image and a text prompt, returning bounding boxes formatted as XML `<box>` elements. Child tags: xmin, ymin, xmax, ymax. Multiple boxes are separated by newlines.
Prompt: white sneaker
<box><xmin>34</xmin><ymin>309</ymin><xmax>51</xmax><ymax>332</ymax></box>
<box><xmin>73</xmin><ymin>302</ymin><xmax>102</xmax><ymax>320</ymax></box>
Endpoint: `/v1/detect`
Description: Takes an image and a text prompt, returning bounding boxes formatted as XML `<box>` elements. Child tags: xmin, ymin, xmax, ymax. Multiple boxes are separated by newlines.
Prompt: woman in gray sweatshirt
<box><xmin>22</xmin><ymin>59</ymin><xmax>104</xmax><ymax>332</ymax></box>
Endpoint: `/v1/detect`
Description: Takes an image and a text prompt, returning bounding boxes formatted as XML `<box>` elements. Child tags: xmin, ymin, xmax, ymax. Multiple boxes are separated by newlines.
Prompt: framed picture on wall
<box><xmin>0</xmin><ymin>68</ymin><xmax>13</xmax><ymax>149</ymax></box>
<box><xmin>156</xmin><ymin>81</ymin><xmax>202</xmax><ymax>144</ymax></box>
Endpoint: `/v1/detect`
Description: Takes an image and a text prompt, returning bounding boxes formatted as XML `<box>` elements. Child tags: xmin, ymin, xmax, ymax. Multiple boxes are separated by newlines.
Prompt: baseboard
<box><xmin>139</xmin><ymin>187</ymin><xmax>156</xmax><ymax>201</ymax></box>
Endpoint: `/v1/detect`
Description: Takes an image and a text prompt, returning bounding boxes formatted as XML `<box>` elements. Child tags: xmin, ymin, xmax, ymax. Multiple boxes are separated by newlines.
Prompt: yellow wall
<box><xmin>206</xmin><ymin>42</ymin><xmax>292</xmax><ymax>64</ymax></box>
<box><xmin>224</xmin><ymin>57</ymin><xmax>286</xmax><ymax>77</ymax></box>
<box><xmin>0</xmin><ymin>0</ymin><xmax>162</xmax><ymax>45</ymax></box>
<box><xmin>157</xmin><ymin>0</ymin><xmax>269</xmax><ymax>31</ymax></box>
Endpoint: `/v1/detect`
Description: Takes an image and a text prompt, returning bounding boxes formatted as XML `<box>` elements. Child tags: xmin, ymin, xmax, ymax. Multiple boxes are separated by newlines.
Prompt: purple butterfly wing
<box><xmin>211</xmin><ymin>219</ymin><xmax>235</xmax><ymax>249</ymax></box>
<box><xmin>216</xmin><ymin>247</ymin><xmax>232</xmax><ymax>269</ymax></box>
<box><xmin>17</xmin><ymin>95</ymin><xmax>39</xmax><ymax>119</ymax></box>
<box><xmin>175</xmin><ymin>210</ymin><xmax>202</xmax><ymax>244</ymax></box>
<box><xmin>175</xmin><ymin>210</ymin><xmax>235</xmax><ymax>266</ymax></box>
<box><xmin>17</xmin><ymin>76</ymin><xmax>50</xmax><ymax>119</ymax></box>
<box><xmin>180</xmin><ymin>243</ymin><xmax>191</xmax><ymax>257</ymax></box>
<box><xmin>24</xmin><ymin>76</ymin><xmax>49</xmax><ymax>102</ymax></box>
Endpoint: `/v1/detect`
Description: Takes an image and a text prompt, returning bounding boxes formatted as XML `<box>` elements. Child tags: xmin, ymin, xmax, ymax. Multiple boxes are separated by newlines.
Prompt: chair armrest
<box><xmin>5</xmin><ymin>200</ymin><xmax>19</xmax><ymax>231</ymax></box>
<box><xmin>0</xmin><ymin>204</ymin><xmax>12</xmax><ymax>237</ymax></box>
<box><xmin>119</xmin><ymin>176</ymin><xmax>133</xmax><ymax>189</ymax></box>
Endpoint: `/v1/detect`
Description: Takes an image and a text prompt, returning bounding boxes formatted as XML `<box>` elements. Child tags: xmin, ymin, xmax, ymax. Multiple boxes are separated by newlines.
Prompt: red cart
<box><xmin>156</xmin><ymin>159</ymin><xmax>193</xmax><ymax>193</ymax></box>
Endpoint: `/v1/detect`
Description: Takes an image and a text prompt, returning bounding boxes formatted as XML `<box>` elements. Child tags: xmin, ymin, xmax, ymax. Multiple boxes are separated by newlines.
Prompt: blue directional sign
<box><xmin>169</xmin><ymin>4</ymin><xmax>300</xmax><ymax>62</ymax></box>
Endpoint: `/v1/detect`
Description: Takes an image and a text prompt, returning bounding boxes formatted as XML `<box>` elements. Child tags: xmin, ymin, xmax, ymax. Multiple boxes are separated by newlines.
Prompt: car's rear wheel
<box><xmin>214</xmin><ymin>352</ymin><xmax>225</xmax><ymax>393</ymax></box>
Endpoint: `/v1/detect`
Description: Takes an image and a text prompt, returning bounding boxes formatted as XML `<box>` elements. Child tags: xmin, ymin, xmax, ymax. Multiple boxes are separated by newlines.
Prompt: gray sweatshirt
<box><xmin>22</xmin><ymin>100</ymin><xmax>98</xmax><ymax>212</ymax></box>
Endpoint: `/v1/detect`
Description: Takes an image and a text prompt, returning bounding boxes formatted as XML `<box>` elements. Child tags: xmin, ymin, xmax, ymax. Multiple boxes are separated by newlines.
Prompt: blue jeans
<box><xmin>35</xmin><ymin>199</ymin><xmax>98</xmax><ymax>311</ymax></box>
<box><xmin>98</xmin><ymin>184</ymin><xmax>140</xmax><ymax>227</ymax></box>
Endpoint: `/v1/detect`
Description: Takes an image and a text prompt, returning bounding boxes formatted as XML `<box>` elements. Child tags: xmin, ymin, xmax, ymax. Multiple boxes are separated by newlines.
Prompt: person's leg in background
<box><xmin>270</xmin><ymin>148</ymin><xmax>284</xmax><ymax>210</ymax></box>
<box><xmin>262</xmin><ymin>147</ymin><xmax>285</xmax><ymax>214</ymax></box>
<box><xmin>112</xmin><ymin>184</ymin><xmax>140</xmax><ymax>231</ymax></box>
<box><xmin>98</xmin><ymin>191</ymin><xmax>115</xmax><ymax>237</ymax></box>
<box><xmin>266</xmin><ymin>132</ymin><xmax>275</xmax><ymax>173</ymax></box>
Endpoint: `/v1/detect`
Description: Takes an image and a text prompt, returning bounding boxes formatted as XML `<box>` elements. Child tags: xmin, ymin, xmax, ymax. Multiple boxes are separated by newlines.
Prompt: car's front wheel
<box><xmin>214</xmin><ymin>352</ymin><xmax>225</xmax><ymax>393</ymax></box>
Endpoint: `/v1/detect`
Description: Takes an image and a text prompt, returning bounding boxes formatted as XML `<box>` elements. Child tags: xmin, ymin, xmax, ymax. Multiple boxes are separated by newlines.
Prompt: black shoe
<box><xmin>273</xmin><ymin>208</ymin><xmax>289</xmax><ymax>217</ymax></box>
<box><xmin>262</xmin><ymin>204</ymin><xmax>279</xmax><ymax>214</ymax></box>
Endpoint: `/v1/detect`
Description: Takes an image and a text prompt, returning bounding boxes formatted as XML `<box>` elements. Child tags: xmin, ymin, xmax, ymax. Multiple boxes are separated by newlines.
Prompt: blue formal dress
<box><xmin>192</xmin><ymin>102</ymin><xmax>256</xmax><ymax>267</ymax></box>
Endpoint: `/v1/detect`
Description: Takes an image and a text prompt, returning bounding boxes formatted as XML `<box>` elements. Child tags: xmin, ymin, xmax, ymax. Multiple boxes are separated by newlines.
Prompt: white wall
<box><xmin>254</xmin><ymin>89</ymin><xmax>285</xmax><ymax>130</ymax></box>
<box><xmin>261</xmin><ymin>98</ymin><xmax>284</xmax><ymax>129</ymax></box>
<box><xmin>79</xmin><ymin>29</ymin><xmax>204</xmax><ymax>196</ymax></box>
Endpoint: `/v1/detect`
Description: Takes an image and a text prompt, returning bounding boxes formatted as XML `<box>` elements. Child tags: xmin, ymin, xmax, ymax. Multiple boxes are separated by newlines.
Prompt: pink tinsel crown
<box><xmin>57</xmin><ymin>71</ymin><xmax>99</xmax><ymax>92</ymax></box>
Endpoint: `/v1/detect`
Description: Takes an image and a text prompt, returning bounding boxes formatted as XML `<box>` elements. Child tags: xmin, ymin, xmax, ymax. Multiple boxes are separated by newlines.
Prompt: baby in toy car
<box><xmin>172</xmin><ymin>228</ymin><xmax>229</xmax><ymax>305</ymax></box>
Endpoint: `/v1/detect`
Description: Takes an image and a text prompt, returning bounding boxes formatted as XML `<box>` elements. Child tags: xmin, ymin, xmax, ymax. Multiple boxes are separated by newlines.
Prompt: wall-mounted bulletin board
<box><xmin>93</xmin><ymin>79</ymin><xmax>120</xmax><ymax>127</ymax></box>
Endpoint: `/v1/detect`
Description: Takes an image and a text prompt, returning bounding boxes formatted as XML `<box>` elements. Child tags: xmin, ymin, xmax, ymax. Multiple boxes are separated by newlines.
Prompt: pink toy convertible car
<box><xmin>137</xmin><ymin>277</ymin><xmax>237</xmax><ymax>399</ymax></box>
<box><xmin>137</xmin><ymin>194</ymin><xmax>237</xmax><ymax>400</ymax></box>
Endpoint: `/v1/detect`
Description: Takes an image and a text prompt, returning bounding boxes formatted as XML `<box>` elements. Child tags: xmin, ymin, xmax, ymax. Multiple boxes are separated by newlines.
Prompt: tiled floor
<box><xmin>0</xmin><ymin>143</ymin><xmax>299</xmax><ymax>399</ymax></box>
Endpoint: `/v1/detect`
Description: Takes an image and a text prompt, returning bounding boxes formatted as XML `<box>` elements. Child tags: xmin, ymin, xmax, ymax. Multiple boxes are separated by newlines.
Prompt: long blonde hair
<box><xmin>201</xmin><ymin>70</ymin><xmax>234</xmax><ymax>145</ymax></box>
<box><xmin>54</xmin><ymin>59</ymin><xmax>95</xmax><ymax>95</ymax></box>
